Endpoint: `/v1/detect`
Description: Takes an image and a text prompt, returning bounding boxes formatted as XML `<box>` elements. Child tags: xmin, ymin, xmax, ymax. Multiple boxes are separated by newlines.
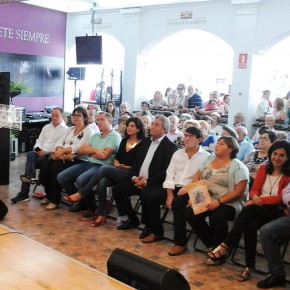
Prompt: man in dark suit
<box><xmin>113</xmin><ymin>115</ymin><xmax>177</xmax><ymax>243</ymax></box>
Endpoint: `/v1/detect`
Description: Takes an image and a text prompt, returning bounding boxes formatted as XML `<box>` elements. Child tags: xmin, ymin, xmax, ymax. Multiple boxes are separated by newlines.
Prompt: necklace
<box><xmin>268</xmin><ymin>174</ymin><xmax>282</xmax><ymax>195</ymax></box>
<box><xmin>126</xmin><ymin>141</ymin><xmax>138</xmax><ymax>149</ymax></box>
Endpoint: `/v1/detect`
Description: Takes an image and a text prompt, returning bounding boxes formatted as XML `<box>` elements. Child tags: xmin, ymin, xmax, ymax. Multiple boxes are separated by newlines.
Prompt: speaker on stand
<box><xmin>107</xmin><ymin>248</ymin><xmax>190</xmax><ymax>290</ymax></box>
<box><xmin>67</xmin><ymin>67</ymin><xmax>86</xmax><ymax>108</ymax></box>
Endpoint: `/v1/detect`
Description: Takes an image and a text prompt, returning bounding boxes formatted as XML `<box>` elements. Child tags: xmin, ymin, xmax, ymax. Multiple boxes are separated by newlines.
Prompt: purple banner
<box><xmin>0</xmin><ymin>2</ymin><xmax>66</xmax><ymax>57</ymax></box>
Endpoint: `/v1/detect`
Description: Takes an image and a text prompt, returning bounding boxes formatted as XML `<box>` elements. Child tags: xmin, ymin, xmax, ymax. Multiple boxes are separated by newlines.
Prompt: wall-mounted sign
<box><xmin>238</xmin><ymin>53</ymin><xmax>248</xmax><ymax>68</ymax></box>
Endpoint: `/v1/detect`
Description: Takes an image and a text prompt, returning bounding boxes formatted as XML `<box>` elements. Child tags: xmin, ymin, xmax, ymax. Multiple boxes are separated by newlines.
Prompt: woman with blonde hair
<box><xmin>149</xmin><ymin>90</ymin><xmax>168</xmax><ymax>110</ymax></box>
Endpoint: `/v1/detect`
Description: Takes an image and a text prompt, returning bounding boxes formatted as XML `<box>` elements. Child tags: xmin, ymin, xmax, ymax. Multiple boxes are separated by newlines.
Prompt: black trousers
<box><xmin>185</xmin><ymin>203</ymin><xmax>236</xmax><ymax>248</ymax></box>
<box><xmin>39</xmin><ymin>158</ymin><xmax>81</xmax><ymax>205</ymax></box>
<box><xmin>113</xmin><ymin>181</ymin><xmax>167</xmax><ymax>236</ymax></box>
<box><xmin>223</xmin><ymin>204</ymin><xmax>284</xmax><ymax>268</ymax></box>
<box><xmin>171</xmin><ymin>188</ymin><xmax>189</xmax><ymax>246</ymax></box>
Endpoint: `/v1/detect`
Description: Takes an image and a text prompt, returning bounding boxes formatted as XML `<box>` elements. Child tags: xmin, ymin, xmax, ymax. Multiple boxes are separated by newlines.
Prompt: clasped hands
<box><xmin>132</xmin><ymin>176</ymin><xmax>147</xmax><ymax>189</ymax></box>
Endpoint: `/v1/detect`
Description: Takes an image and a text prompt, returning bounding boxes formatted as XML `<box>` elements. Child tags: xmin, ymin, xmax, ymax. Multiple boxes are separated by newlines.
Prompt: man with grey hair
<box><xmin>235</xmin><ymin>125</ymin><xmax>254</xmax><ymax>161</ymax></box>
<box><xmin>113</xmin><ymin>115</ymin><xmax>177</xmax><ymax>243</ymax></box>
<box><xmin>166</xmin><ymin>115</ymin><xmax>184</xmax><ymax>142</ymax></box>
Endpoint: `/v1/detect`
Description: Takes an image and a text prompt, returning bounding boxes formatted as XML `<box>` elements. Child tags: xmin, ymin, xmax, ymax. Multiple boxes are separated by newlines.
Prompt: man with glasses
<box><xmin>164</xmin><ymin>127</ymin><xmax>210</xmax><ymax>255</ymax></box>
<box><xmin>11</xmin><ymin>108</ymin><xmax>68</xmax><ymax>203</ymax></box>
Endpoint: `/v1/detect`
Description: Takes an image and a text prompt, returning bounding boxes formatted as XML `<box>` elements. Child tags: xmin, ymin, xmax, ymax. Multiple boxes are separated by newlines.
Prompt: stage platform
<box><xmin>0</xmin><ymin>225</ymin><xmax>133</xmax><ymax>290</ymax></box>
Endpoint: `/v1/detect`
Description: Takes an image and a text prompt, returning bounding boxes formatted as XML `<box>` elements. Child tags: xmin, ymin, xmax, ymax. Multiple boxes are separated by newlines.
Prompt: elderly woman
<box><xmin>210</xmin><ymin>112</ymin><xmax>223</xmax><ymax>136</ymax></box>
<box><xmin>207</xmin><ymin>140</ymin><xmax>290</xmax><ymax>282</ymax></box>
<box><xmin>149</xmin><ymin>90</ymin><xmax>168</xmax><ymax>110</ymax></box>
<box><xmin>181</xmin><ymin>136</ymin><xmax>249</xmax><ymax>251</ymax></box>
<box><xmin>244</xmin><ymin>129</ymin><xmax>277</xmax><ymax>189</ymax></box>
<box><xmin>38</xmin><ymin>106</ymin><xmax>95</xmax><ymax>210</ymax></box>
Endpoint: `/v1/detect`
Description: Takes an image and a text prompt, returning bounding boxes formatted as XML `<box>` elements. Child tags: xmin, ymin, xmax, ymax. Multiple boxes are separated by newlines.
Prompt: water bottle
<box><xmin>283</xmin><ymin>117</ymin><xmax>289</xmax><ymax>128</ymax></box>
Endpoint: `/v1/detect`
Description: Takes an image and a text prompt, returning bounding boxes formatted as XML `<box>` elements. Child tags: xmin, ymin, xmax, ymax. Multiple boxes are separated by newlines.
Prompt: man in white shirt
<box><xmin>166</xmin><ymin>115</ymin><xmax>184</xmax><ymax>142</ymax></box>
<box><xmin>164</xmin><ymin>126</ymin><xmax>210</xmax><ymax>256</ymax></box>
<box><xmin>11</xmin><ymin>108</ymin><xmax>67</xmax><ymax>203</ymax></box>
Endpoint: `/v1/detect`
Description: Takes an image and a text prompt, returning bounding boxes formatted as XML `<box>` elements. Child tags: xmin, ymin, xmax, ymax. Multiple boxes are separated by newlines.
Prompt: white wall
<box><xmin>65</xmin><ymin>0</ymin><xmax>290</xmax><ymax>131</ymax></box>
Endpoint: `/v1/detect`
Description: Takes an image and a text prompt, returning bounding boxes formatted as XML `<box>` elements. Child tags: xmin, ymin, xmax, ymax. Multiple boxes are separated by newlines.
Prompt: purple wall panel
<box><xmin>0</xmin><ymin>3</ymin><xmax>66</xmax><ymax>111</ymax></box>
<box><xmin>0</xmin><ymin>3</ymin><xmax>66</xmax><ymax>57</ymax></box>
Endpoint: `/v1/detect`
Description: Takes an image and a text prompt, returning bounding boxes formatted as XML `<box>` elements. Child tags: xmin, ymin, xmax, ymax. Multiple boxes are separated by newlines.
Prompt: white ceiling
<box><xmin>21</xmin><ymin>0</ymin><xmax>214</xmax><ymax>13</ymax></box>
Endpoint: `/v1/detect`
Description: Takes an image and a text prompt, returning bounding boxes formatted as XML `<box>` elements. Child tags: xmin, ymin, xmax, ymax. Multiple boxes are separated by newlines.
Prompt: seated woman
<box><xmin>149</xmin><ymin>90</ymin><xmax>168</xmax><ymax>110</ymax></box>
<box><xmin>65</xmin><ymin>117</ymin><xmax>145</xmax><ymax>226</ymax></box>
<box><xmin>141</xmin><ymin>115</ymin><xmax>152</xmax><ymax>137</ymax></box>
<box><xmin>181</xmin><ymin>136</ymin><xmax>248</xmax><ymax>251</ymax></box>
<box><xmin>199</xmin><ymin>120</ymin><xmax>216</xmax><ymax>152</ymax></box>
<box><xmin>115</xmin><ymin>114</ymin><xmax>130</xmax><ymax>138</ymax></box>
<box><xmin>272</xmin><ymin>97</ymin><xmax>287</xmax><ymax>121</ymax></box>
<box><xmin>198</xmin><ymin>99</ymin><xmax>223</xmax><ymax>115</ymax></box>
<box><xmin>210</xmin><ymin>112</ymin><xmax>223</xmax><ymax>136</ymax></box>
<box><xmin>244</xmin><ymin>129</ymin><xmax>277</xmax><ymax>189</ymax></box>
<box><xmin>105</xmin><ymin>100</ymin><xmax>118</xmax><ymax>126</ymax></box>
<box><xmin>207</xmin><ymin>140</ymin><xmax>290</xmax><ymax>282</ymax></box>
<box><xmin>38</xmin><ymin>106</ymin><xmax>94</xmax><ymax>210</ymax></box>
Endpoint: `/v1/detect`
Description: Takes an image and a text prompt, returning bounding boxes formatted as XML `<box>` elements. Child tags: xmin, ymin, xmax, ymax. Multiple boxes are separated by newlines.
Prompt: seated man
<box><xmin>113</xmin><ymin>115</ymin><xmax>177</xmax><ymax>243</ymax></box>
<box><xmin>166</xmin><ymin>115</ymin><xmax>184</xmax><ymax>142</ymax></box>
<box><xmin>57</xmin><ymin>112</ymin><xmax>121</xmax><ymax>214</ymax></box>
<box><xmin>11</xmin><ymin>107</ymin><xmax>67</xmax><ymax>203</ymax></box>
<box><xmin>257</xmin><ymin>216</ymin><xmax>289</xmax><ymax>289</ymax></box>
<box><xmin>164</xmin><ymin>127</ymin><xmax>210</xmax><ymax>256</ymax></box>
<box><xmin>235</xmin><ymin>126</ymin><xmax>254</xmax><ymax>161</ymax></box>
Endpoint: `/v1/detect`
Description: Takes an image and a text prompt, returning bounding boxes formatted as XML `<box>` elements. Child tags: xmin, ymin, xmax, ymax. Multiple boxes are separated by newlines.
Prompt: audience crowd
<box><xmin>11</xmin><ymin>86</ymin><xmax>290</xmax><ymax>289</ymax></box>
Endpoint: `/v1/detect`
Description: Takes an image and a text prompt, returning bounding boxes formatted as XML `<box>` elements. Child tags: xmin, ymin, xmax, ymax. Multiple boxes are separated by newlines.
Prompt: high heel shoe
<box><xmin>91</xmin><ymin>216</ymin><xmax>107</xmax><ymax>227</ymax></box>
<box><xmin>237</xmin><ymin>267</ymin><xmax>252</xmax><ymax>282</ymax></box>
<box><xmin>64</xmin><ymin>195</ymin><xmax>81</xmax><ymax>203</ymax></box>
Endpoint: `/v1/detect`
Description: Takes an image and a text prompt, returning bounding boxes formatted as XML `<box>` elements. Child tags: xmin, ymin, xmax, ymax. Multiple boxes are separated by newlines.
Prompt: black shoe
<box><xmin>117</xmin><ymin>218</ymin><xmax>140</xmax><ymax>230</ymax></box>
<box><xmin>69</xmin><ymin>202</ymin><xmax>82</xmax><ymax>212</ymax></box>
<box><xmin>257</xmin><ymin>275</ymin><xmax>286</xmax><ymax>289</ymax></box>
<box><xmin>11</xmin><ymin>193</ymin><xmax>30</xmax><ymax>204</ymax></box>
<box><xmin>139</xmin><ymin>226</ymin><xmax>151</xmax><ymax>239</ymax></box>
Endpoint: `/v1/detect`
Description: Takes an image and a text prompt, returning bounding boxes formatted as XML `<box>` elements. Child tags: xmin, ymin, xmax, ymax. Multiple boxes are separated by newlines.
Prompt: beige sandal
<box><xmin>46</xmin><ymin>203</ymin><xmax>58</xmax><ymax>210</ymax></box>
<box><xmin>237</xmin><ymin>267</ymin><xmax>252</xmax><ymax>282</ymax></box>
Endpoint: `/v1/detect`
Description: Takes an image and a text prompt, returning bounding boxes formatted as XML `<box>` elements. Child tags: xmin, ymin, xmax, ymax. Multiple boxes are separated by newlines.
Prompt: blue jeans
<box><xmin>96</xmin><ymin>165</ymin><xmax>131</xmax><ymax>216</ymax></box>
<box><xmin>19</xmin><ymin>151</ymin><xmax>47</xmax><ymax>196</ymax></box>
<box><xmin>25</xmin><ymin>151</ymin><xmax>47</xmax><ymax>177</ymax></box>
<box><xmin>260</xmin><ymin>216</ymin><xmax>290</xmax><ymax>278</ymax></box>
<box><xmin>57</xmin><ymin>162</ymin><xmax>102</xmax><ymax>196</ymax></box>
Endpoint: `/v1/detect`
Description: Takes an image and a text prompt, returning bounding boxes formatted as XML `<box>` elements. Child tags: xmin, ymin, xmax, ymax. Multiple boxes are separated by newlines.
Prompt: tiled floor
<box><xmin>0</xmin><ymin>153</ymin><xmax>288</xmax><ymax>289</ymax></box>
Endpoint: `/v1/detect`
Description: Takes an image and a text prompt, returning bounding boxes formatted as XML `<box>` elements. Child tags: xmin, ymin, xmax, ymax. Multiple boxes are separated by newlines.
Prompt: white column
<box><xmin>120</xmin><ymin>9</ymin><xmax>141</xmax><ymax>110</ymax></box>
<box><xmin>229</xmin><ymin>1</ymin><xmax>260</xmax><ymax>135</ymax></box>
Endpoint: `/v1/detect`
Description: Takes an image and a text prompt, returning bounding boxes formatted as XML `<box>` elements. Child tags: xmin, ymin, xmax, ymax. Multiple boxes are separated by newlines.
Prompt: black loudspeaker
<box><xmin>67</xmin><ymin>67</ymin><xmax>86</xmax><ymax>81</ymax></box>
<box><xmin>107</xmin><ymin>248</ymin><xmax>190</xmax><ymax>290</ymax></box>
<box><xmin>0</xmin><ymin>200</ymin><xmax>8</xmax><ymax>221</ymax></box>
<box><xmin>0</xmin><ymin>72</ymin><xmax>10</xmax><ymax>185</ymax></box>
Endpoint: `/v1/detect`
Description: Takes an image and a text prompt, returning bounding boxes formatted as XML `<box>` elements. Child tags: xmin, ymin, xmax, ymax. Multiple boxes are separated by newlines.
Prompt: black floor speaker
<box><xmin>0</xmin><ymin>200</ymin><xmax>8</xmax><ymax>221</ymax></box>
<box><xmin>107</xmin><ymin>248</ymin><xmax>190</xmax><ymax>290</ymax></box>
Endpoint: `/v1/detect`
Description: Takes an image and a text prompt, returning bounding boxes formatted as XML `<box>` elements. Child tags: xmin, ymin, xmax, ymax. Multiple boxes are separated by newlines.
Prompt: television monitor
<box><xmin>76</xmin><ymin>36</ymin><xmax>103</xmax><ymax>65</ymax></box>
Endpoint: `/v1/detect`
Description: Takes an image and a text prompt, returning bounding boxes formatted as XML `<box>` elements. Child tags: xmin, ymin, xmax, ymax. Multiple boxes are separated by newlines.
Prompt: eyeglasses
<box><xmin>177</xmin><ymin>88</ymin><xmax>184</xmax><ymax>90</ymax></box>
<box><xmin>258</xmin><ymin>137</ymin><xmax>270</xmax><ymax>141</ymax></box>
<box><xmin>71</xmin><ymin>114</ymin><xmax>83</xmax><ymax>118</ymax></box>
